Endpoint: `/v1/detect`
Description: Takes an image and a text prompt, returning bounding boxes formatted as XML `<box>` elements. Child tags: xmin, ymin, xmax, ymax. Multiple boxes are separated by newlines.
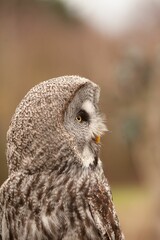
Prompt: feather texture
<box><xmin>0</xmin><ymin>76</ymin><xmax>124</xmax><ymax>240</ymax></box>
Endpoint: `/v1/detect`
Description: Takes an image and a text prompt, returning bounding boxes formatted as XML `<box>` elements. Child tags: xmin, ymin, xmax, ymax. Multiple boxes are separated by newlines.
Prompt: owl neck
<box><xmin>8</xmin><ymin>134</ymin><xmax>102</xmax><ymax>177</ymax></box>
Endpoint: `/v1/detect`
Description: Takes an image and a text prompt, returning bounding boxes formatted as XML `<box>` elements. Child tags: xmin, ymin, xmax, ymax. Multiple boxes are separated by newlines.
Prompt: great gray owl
<box><xmin>0</xmin><ymin>76</ymin><xmax>124</xmax><ymax>240</ymax></box>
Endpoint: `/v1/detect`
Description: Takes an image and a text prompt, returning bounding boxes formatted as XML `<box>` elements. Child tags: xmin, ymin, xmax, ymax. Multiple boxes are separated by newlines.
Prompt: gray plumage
<box><xmin>0</xmin><ymin>76</ymin><xmax>124</xmax><ymax>240</ymax></box>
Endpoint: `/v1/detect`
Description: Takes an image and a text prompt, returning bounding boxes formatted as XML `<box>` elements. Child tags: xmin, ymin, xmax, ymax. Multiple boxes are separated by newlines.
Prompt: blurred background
<box><xmin>0</xmin><ymin>0</ymin><xmax>160</xmax><ymax>239</ymax></box>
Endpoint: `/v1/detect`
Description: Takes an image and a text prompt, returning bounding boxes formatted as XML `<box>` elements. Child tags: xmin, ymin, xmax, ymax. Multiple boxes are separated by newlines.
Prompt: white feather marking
<box><xmin>42</xmin><ymin>214</ymin><xmax>53</xmax><ymax>233</ymax></box>
<box><xmin>82</xmin><ymin>145</ymin><xmax>94</xmax><ymax>167</ymax></box>
<box><xmin>30</xmin><ymin>221</ymin><xmax>37</xmax><ymax>235</ymax></box>
<box><xmin>42</xmin><ymin>213</ymin><xmax>59</xmax><ymax>233</ymax></box>
<box><xmin>2</xmin><ymin>214</ymin><xmax>8</xmax><ymax>239</ymax></box>
<box><xmin>82</xmin><ymin>100</ymin><xmax>95</xmax><ymax>115</ymax></box>
<box><xmin>82</xmin><ymin>100</ymin><xmax>108</xmax><ymax>139</ymax></box>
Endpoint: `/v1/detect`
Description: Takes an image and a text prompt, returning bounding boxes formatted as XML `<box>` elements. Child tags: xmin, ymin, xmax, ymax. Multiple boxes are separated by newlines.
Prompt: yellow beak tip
<box><xmin>95</xmin><ymin>135</ymin><xmax>101</xmax><ymax>144</ymax></box>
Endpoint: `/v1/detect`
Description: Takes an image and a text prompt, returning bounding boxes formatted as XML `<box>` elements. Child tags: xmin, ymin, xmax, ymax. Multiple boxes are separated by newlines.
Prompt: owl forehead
<box><xmin>81</xmin><ymin>100</ymin><xmax>95</xmax><ymax>115</ymax></box>
<box><xmin>10</xmin><ymin>77</ymin><xmax>99</xmax><ymax>133</ymax></box>
<box><xmin>15</xmin><ymin>77</ymin><xmax>92</xmax><ymax>117</ymax></box>
<box><xmin>67</xmin><ymin>82</ymin><xmax>99</xmax><ymax>111</ymax></box>
<box><xmin>30</xmin><ymin>77</ymin><xmax>97</xmax><ymax>105</ymax></box>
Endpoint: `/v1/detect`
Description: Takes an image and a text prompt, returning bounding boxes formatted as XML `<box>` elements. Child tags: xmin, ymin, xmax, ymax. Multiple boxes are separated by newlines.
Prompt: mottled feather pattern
<box><xmin>1</xmin><ymin>163</ymin><xmax>120</xmax><ymax>239</ymax></box>
<box><xmin>0</xmin><ymin>76</ymin><xmax>124</xmax><ymax>239</ymax></box>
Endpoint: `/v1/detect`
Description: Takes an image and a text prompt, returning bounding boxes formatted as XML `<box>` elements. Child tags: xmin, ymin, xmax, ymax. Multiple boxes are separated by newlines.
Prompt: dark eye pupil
<box><xmin>76</xmin><ymin>110</ymin><xmax>89</xmax><ymax>122</ymax></box>
<box><xmin>77</xmin><ymin>116</ymin><xmax>81</xmax><ymax>121</ymax></box>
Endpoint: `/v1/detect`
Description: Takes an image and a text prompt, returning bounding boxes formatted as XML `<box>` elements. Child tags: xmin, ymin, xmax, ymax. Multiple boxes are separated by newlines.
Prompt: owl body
<box><xmin>0</xmin><ymin>76</ymin><xmax>124</xmax><ymax>240</ymax></box>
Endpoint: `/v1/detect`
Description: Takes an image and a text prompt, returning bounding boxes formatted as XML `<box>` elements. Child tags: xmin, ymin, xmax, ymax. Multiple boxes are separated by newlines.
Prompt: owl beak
<box><xmin>94</xmin><ymin>135</ymin><xmax>101</xmax><ymax>144</ymax></box>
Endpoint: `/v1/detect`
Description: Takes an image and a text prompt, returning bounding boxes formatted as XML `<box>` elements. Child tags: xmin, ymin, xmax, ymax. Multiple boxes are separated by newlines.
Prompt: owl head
<box><xmin>7</xmin><ymin>76</ymin><xmax>107</xmax><ymax>174</ymax></box>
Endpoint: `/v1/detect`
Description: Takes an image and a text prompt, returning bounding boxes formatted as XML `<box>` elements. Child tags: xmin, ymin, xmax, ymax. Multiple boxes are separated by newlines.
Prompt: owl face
<box><xmin>64</xmin><ymin>84</ymin><xmax>107</xmax><ymax>167</ymax></box>
<box><xmin>7</xmin><ymin>76</ymin><xmax>107</xmax><ymax>173</ymax></box>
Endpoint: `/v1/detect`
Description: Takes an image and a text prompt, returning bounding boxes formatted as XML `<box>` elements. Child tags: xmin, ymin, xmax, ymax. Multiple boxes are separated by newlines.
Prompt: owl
<box><xmin>0</xmin><ymin>76</ymin><xmax>124</xmax><ymax>240</ymax></box>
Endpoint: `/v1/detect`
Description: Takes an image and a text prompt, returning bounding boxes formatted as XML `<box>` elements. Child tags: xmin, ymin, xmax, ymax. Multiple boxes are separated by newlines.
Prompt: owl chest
<box><xmin>2</xmin><ymin>172</ymin><xmax>106</xmax><ymax>240</ymax></box>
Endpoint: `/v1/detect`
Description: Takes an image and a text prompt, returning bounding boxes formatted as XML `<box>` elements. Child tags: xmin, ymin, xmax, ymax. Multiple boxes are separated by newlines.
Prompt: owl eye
<box><xmin>76</xmin><ymin>110</ymin><xmax>90</xmax><ymax>123</ymax></box>
<box><xmin>76</xmin><ymin>115</ymin><xmax>82</xmax><ymax>122</ymax></box>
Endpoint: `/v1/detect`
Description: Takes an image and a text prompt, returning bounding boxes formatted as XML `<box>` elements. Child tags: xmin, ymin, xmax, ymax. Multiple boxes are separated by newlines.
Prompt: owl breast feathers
<box><xmin>0</xmin><ymin>76</ymin><xmax>124</xmax><ymax>240</ymax></box>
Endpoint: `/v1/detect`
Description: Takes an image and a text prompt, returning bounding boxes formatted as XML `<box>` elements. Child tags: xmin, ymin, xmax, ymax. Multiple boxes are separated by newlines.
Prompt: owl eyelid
<box><xmin>75</xmin><ymin>109</ymin><xmax>90</xmax><ymax>123</ymax></box>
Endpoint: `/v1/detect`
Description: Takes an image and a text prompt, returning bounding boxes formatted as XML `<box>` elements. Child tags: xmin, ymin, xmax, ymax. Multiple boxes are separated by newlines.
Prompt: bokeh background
<box><xmin>0</xmin><ymin>0</ymin><xmax>160</xmax><ymax>239</ymax></box>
